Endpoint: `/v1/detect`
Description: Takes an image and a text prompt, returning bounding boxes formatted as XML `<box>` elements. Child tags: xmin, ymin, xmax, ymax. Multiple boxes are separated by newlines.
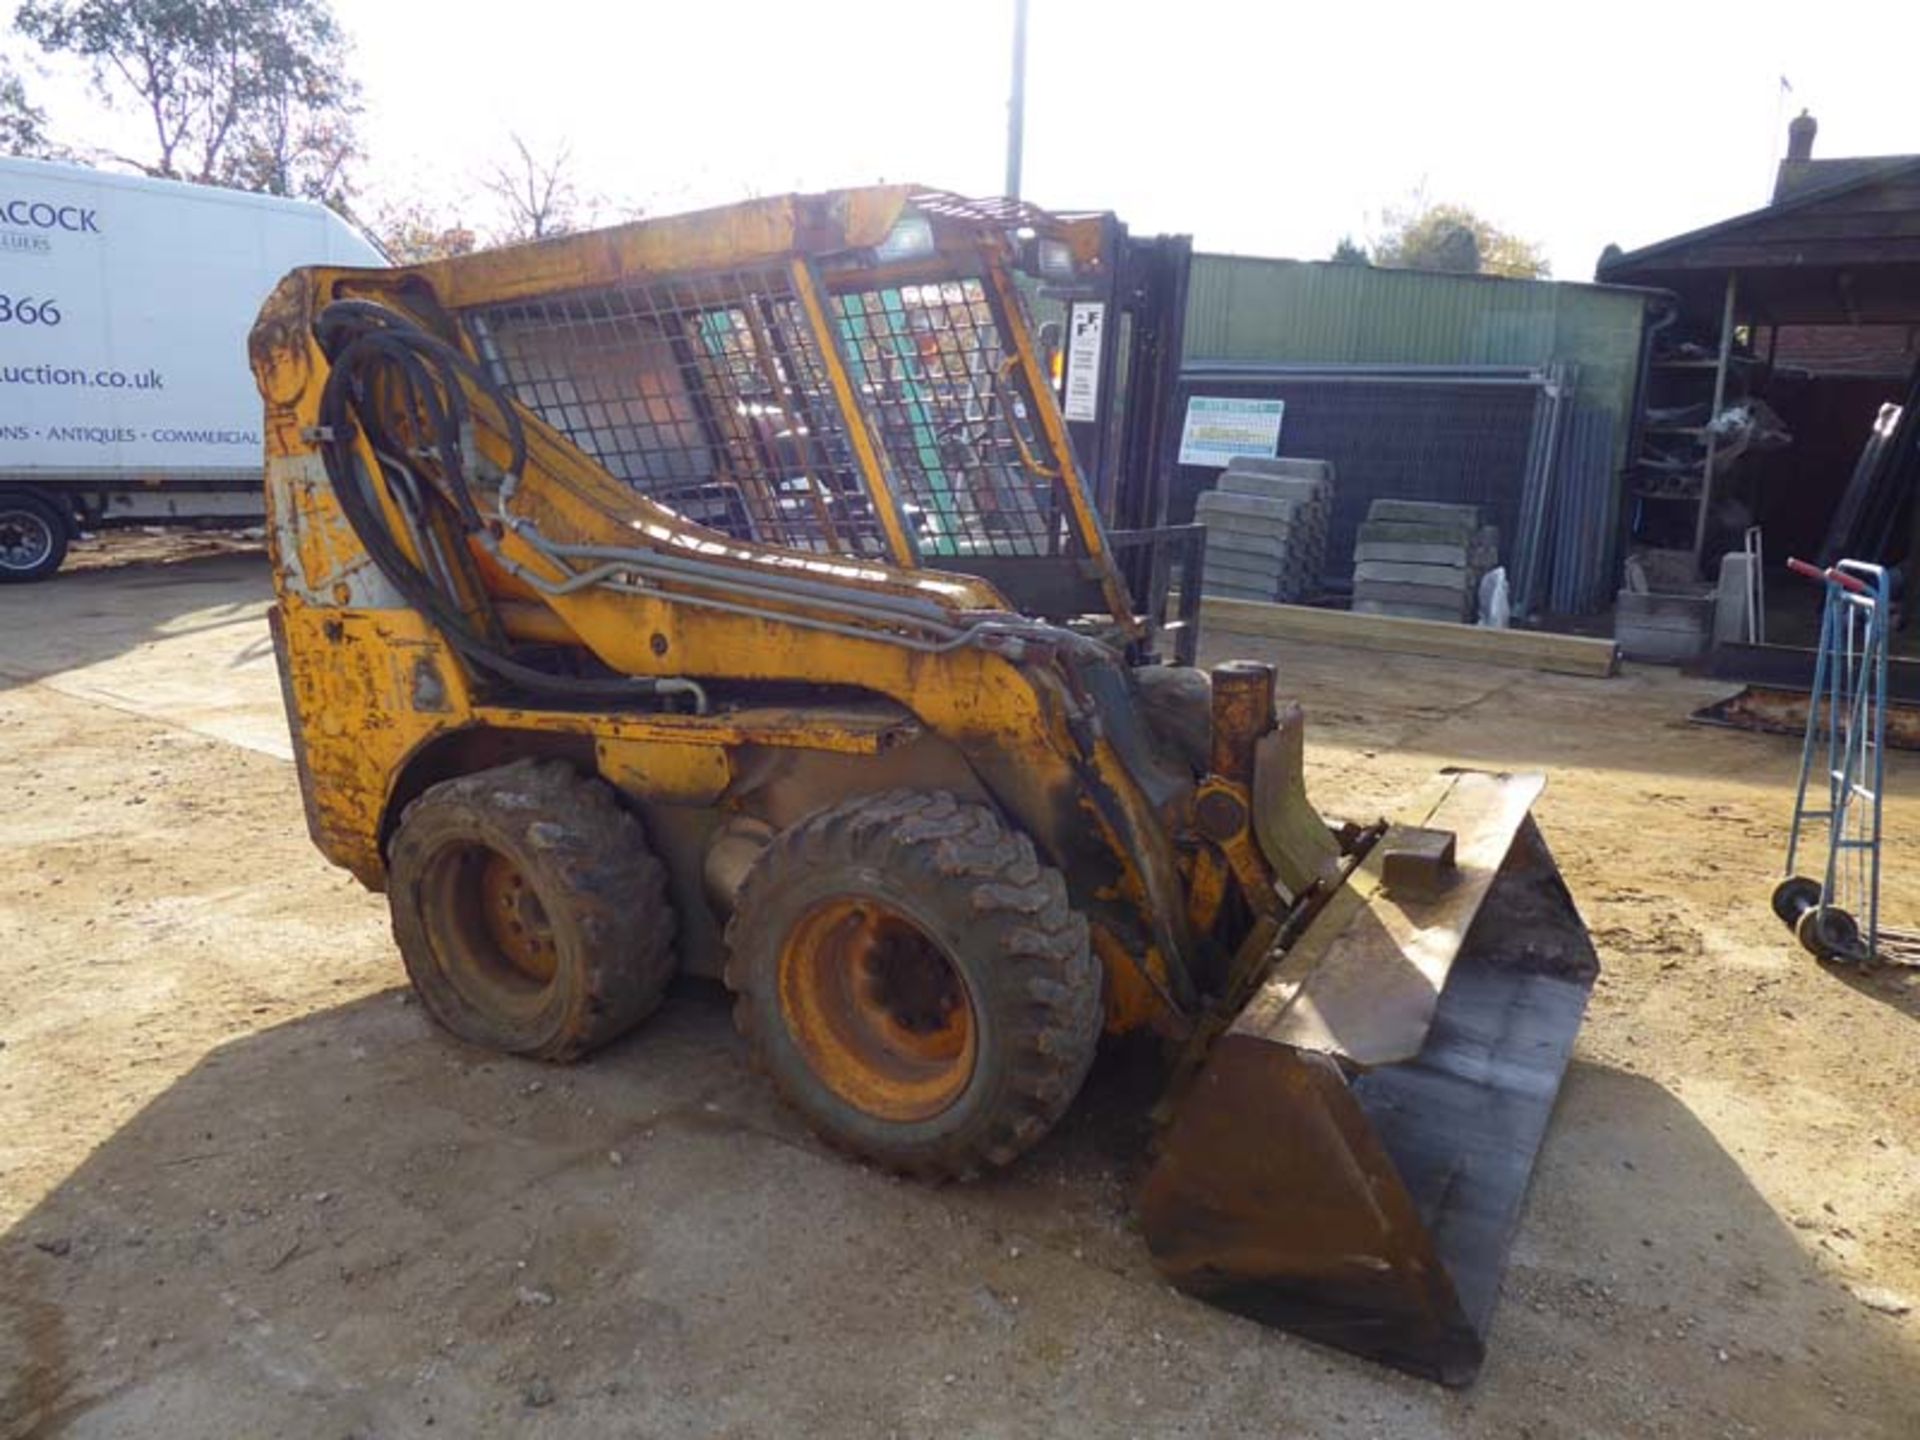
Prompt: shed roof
<box><xmin>1596</xmin><ymin>157</ymin><xmax>1920</xmax><ymax>325</ymax></box>
<box><xmin>1774</xmin><ymin>153</ymin><xmax>1919</xmax><ymax>204</ymax></box>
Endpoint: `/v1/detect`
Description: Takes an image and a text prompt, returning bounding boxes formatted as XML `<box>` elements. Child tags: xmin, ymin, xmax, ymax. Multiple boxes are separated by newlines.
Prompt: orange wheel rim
<box><xmin>777</xmin><ymin>898</ymin><xmax>977</xmax><ymax>1122</ymax></box>
<box><xmin>475</xmin><ymin>851</ymin><xmax>558</xmax><ymax>984</ymax></box>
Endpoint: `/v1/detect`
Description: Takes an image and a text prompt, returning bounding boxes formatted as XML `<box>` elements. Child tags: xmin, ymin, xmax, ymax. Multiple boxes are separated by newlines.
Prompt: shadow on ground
<box><xmin>0</xmin><ymin>551</ymin><xmax>288</xmax><ymax>758</ymax></box>
<box><xmin>1821</xmin><ymin>954</ymin><xmax>1920</xmax><ymax>1021</ymax></box>
<box><xmin>0</xmin><ymin>553</ymin><xmax>273</xmax><ymax>697</ymax></box>
<box><xmin>3</xmin><ymin>982</ymin><xmax>1911</xmax><ymax>1439</ymax></box>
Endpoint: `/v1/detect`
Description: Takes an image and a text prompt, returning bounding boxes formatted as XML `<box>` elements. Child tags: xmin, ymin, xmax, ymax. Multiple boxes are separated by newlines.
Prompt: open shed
<box><xmin>1598</xmin><ymin>114</ymin><xmax>1919</xmax><ymax>636</ymax></box>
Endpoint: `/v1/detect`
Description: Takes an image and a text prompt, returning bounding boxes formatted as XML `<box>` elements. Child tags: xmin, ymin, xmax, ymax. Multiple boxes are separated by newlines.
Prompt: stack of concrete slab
<box><xmin>1195</xmin><ymin>456</ymin><xmax>1335</xmax><ymax>603</ymax></box>
<box><xmin>1350</xmin><ymin>500</ymin><xmax>1499</xmax><ymax>623</ymax></box>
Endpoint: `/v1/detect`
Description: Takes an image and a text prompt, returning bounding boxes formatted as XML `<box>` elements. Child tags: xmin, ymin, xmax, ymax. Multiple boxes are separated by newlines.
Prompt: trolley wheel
<box><xmin>1794</xmin><ymin>903</ymin><xmax>1869</xmax><ymax>966</ymax></box>
<box><xmin>1770</xmin><ymin>876</ymin><xmax>1823</xmax><ymax>931</ymax></box>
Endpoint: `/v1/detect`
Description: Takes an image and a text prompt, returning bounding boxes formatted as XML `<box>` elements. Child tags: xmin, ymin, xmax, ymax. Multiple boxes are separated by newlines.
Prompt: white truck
<box><xmin>0</xmin><ymin>156</ymin><xmax>384</xmax><ymax>579</ymax></box>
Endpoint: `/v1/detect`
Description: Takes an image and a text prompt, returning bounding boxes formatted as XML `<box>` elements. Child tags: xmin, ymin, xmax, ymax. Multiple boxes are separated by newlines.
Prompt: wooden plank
<box><xmin>1199</xmin><ymin>596</ymin><xmax>1618</xmax><ymax>677</ymax></box>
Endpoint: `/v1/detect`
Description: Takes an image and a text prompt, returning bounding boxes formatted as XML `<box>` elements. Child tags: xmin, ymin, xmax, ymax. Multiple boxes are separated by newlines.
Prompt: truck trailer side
<box><xmin>0</xmin><ymin>157</ymin><xmax>383</xmax><ymax>579</ymax></box>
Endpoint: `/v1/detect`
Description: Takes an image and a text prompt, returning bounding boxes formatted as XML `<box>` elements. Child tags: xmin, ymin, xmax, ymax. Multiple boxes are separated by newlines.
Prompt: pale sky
<box><xmin>13</xmin><ymin>0</ymin><xmax>1920</xmax><ymax>278</ymax></box>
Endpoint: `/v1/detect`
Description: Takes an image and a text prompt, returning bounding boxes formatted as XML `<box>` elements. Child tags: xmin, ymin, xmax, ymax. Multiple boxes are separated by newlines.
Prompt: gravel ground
<box><xmin>1</xmin><ymin>542</ymin><xmax>1915</xmax><ymax>1438</ymax></box>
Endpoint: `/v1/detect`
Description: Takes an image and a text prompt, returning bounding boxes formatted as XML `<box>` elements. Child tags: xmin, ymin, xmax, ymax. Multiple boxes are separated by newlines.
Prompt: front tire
<box><xmin>724</xmin><ymin>790</ymin><xmax>1101</xmax><ymax>1179</ymax></box>
<box><xmin>387</xmin><ymin>759</ymin><xmax>677</xmax><ymax>1061</ymax></box>
<box><xmin>0</xmin><ymin>493</ymin><xmax>69</xmax><ymax>583</ymax></box>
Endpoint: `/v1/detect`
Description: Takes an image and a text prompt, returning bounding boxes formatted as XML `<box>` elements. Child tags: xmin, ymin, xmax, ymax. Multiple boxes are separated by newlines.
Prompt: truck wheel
<box><xmin>724</xmin><ymin>790</ymin><xmax>1101</xmax><ymax>1180</ymax></box>
<box><xmin>0</xmin><ymin>493</ymin><xmax>69</xmax><ymax>583</ymax></box>
<box><xmin>387</xmin><ymin>759</ymin><xmax>677</xmax><ymax>1061</ymax></box>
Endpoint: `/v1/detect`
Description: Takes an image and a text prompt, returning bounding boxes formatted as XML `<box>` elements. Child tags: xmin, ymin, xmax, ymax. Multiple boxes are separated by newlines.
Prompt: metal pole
<box><xmin>1691</xmin><ymin>270</ymin><xmax>1738</xmax><ymax>573</ymax></box>
<box><xmin>1006</xmin><ymin>0</ymin><xmax>1028</xmax><ymax>199</ymax></box>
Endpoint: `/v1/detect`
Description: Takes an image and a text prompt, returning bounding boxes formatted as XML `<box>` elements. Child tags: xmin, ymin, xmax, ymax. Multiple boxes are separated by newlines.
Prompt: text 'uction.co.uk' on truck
<box><xmin>0</xmin><ymin>156</ymin><xmax>382</xmax><ymax>580</ymax></box>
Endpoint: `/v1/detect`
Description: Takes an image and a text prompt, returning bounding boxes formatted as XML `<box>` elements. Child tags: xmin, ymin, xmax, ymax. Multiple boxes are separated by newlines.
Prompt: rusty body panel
<box><xmin>253</xmin><ymin>185</ymin><xmax>1597</xmax><ymax>1384</ymax></box>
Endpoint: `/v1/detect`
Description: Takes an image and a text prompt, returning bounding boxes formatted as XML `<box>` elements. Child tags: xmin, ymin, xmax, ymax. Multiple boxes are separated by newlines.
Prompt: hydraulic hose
<box><xmin>313</xmin><ymin>301</ymin><xmax>704</xmax><ymax>710</ymax></box>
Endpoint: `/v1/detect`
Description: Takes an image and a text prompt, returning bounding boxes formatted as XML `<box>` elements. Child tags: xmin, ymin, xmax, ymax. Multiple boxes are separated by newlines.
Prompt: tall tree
<box><xmin>15</xmin><ymin>0</ymin><xmax>360</xmax><ymax>200</ymax></box>
<box><xmin>1373</xmin><ymin>201</ymin><xmax>1550</xmax><ymax>280</ymax></box>
<box><xmin>218</xmin><ymin>8</ymin><xmax>360</xmax><ymax>205</ymax></box>
<box><xmin>1329</xmin><ymin>235</ymin><xmax>1370</xmax><ymax>265</ymax></box>
<box><xmin>483</xmin><ymin>134</ymin><xmax>581</xmax><ymax>243</ymax></box>
<box><xmin>374</xmin><ymin>199</ymin><xmax>478</xmax><ymax>264</ymax></box>
<box><xmin>1</xmin><ymin>54</ymin><xmax>51</xmax><ymax>155</ymax></box>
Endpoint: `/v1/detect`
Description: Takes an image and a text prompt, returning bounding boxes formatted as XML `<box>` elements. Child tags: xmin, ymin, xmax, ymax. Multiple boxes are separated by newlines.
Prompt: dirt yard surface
<box><xmin>2</xmin><ymin>545</ymin><xmax>1916</xmax><ymax>1439</ymax></box>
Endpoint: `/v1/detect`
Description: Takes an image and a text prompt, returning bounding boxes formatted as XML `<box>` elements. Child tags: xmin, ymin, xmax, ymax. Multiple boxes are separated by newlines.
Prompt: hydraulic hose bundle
<box><xmin>310</xmin><ymin>302</ymin><xmax>1068</xmax><ymax>696</ymax></box>
<box><xmin>312</xmin><ymin>300</ymin><xmax>691</xmax><ymax>705</ymax></box>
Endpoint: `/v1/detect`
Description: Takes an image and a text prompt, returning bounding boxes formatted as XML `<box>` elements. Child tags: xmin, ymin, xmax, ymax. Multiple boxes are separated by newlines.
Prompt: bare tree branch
<box><xmin>482</xmin><ymin>133</ymin><xmax>583</xmax><ymax>243</ymax></box>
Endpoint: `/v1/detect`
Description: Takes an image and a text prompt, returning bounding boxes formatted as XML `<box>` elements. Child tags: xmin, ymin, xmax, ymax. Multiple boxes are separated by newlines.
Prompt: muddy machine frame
<box><xmin>252</xmin><ymin>187</ymin><xmax>1597</xmax><ymax>1383</ymax></box>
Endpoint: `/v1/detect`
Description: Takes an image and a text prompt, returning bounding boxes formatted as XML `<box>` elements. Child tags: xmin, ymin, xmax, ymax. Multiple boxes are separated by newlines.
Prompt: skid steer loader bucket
<box><xmin>1140</xmin><ymin>770</ymin><xmax>1598</xmax><ymax>1385</ymax></box>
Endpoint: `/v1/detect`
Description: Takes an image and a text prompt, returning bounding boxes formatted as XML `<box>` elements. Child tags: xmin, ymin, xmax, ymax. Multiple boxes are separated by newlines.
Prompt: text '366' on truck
<box><xmin>0</xmin><ymin>155</ymin><xmax>382</xmax><ymax>581</ymax></box>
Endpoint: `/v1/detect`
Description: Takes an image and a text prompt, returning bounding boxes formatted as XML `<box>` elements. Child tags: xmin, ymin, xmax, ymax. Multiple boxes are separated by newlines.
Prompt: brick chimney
<box><xmin>1787</xmin><ymin>109</ymin><xmax>1817</xmax><ymax>162</ymax></box>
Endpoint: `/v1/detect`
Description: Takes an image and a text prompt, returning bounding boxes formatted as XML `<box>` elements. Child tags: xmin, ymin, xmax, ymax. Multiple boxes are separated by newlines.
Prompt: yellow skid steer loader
<box><xmin>250</xmin><ymin>187</ymin><xmax>1597</xmax><ymax>1383</ymax></box>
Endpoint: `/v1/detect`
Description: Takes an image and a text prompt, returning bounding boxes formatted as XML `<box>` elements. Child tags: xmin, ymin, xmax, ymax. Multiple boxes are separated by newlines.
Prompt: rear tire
<box><xmin>0</xmin><ymin>493</ymin><xmax>69</xmax><ymax>583</ymax></box>
<box><xmin>724</xmin><ymin>789</ymin><xmax>1101</xmax><ymax>1179</ymax></box>
<box><xmin>387</xmin><ymin>758</ymin><xmax>677</xmax><ymax>1061</ymax></box>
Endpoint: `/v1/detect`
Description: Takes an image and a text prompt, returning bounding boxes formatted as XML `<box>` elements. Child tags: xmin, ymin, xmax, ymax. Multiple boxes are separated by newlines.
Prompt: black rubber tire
<box><xmin>387</xmin><ymin>758</ymin><xmax>676</xmax><ymax>1061</ymax></box>
<box><xmin>1795</xmin><ymin>902</ymin><xmax>1868</xmax><ymax>965</ymax></box>
<box><xmin>1771</xmin><ymin>875</ymin><xmax>1822</xmax><ymax>930</ymax></box>
<box><xmin>0</xmin><ymin>493</ymin><xmax>69</xmax><ymax>583</ymax></box>
<box><xmin>724</xmin><ymin>789</ymin><xmax>1102</xmax><ymax>1180</ymax></box>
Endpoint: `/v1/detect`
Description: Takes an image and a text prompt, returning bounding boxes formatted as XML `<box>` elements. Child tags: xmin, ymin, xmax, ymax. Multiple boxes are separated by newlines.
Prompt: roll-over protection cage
<box><xmin>458</xmin><ymin>190</ymin><xmax>1201</xmax><ymax>661</ymax></box>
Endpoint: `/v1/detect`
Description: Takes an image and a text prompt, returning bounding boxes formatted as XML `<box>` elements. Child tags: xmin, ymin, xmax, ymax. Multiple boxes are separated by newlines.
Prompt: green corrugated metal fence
<box><xmin>1183</xmin><ymin>254</ymin><xmax>1653</xmax><ymax>467</ymax></box>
